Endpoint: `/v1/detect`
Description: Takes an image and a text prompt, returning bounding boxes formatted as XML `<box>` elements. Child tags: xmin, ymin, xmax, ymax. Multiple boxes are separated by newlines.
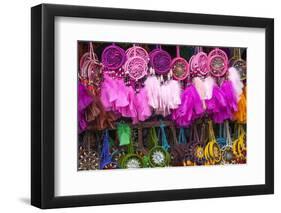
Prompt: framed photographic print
<box><xmin>31</xmin><ymin>3</ymin><xmax>274</xmax><ymax>209</ymax></box>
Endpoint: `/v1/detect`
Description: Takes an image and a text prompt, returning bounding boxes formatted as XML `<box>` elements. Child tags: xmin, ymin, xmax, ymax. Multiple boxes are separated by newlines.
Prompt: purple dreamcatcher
<box><xmin>101</xmin><ymin>43</ymin><xmax>126</xmax><ymax>71</ymax></box>
<box><xmin>149</xmin><ymin>45</ymin><xmax>171</xmax><ymax>75</ymax></box>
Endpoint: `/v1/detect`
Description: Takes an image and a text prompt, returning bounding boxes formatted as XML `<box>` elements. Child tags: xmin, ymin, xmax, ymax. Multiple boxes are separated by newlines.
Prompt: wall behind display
<box><xmin>0</xmin><ymin>0</ymin><xmax>279</xmax><ymax>212</ymax></box>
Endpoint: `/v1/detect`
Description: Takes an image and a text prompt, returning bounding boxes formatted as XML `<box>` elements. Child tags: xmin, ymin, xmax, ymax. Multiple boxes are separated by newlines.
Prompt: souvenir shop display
<box><xmin>77</xmin><ymin>41</ymin><xmax>249</xmax><ymax>170</ymax></box>
<box><xmin>32</xmin><ymin>4</ymin><xmax>273</xmax><ymax>208</ymax></box>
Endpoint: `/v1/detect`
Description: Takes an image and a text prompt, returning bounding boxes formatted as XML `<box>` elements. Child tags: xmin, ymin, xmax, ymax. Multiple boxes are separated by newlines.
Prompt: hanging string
<box><xmin>225</xmin><ymin>121</ymin><xmax>232</xmax><ymax>146</ymax></box>
<box><xmin>158</xmin><ymin>121</ymin><xmax>170</xmax><ymax>151</ymax></box>
<box><xmin>176</xmin><ymin>45</ymin><xmax>180</xmax><ymax>57</ymax></box>
<box><xmin>178</xmin><ymin>128</ymin><xmax>187</xmax><ymax>144</ymax></box>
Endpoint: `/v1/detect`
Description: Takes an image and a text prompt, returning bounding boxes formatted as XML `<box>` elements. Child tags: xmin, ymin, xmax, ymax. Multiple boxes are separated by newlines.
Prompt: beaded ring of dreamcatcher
<box><xmin>208</xmin><ymin>48</ymin><xmax>228</xmax><ymax>77</ymax></box>
<box><xmin>229</xmin><ymin>48</ymin><xmax>247</xmax><ymax>80</ymax></box>
<box><xmin>124</xmin><ymin>44</ymin><xmax>148</xmax><ymax>81</ymax></box>
<box><xmin>149</xmin><ymin>45</ymin><xmax>172</xmax><ymax>75</ymax></box>
<box><xmin>171</xmin><ymin>45</ymin><xmax>189</xmax><ymax>80</ymax></box>
<box><xmin>101</xmin><ymin>43</ymin><xmax>126</xmax><ymax>71</ymax></box>
<box><xmin>189</xmin><ymin>47</ymin><xmax>209</xmax><ymax>77</ymax></box>
<box><xmin>79</xmin><ymin>42</ymin><xmax>103</xmax><ymax>86</ymax></box>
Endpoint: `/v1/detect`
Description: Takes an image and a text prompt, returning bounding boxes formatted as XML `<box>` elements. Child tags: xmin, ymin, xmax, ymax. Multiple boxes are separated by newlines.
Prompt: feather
<box><xmin>203</xmin><ymin>76</ymin><xmax>215</xmax><ymax>100</ymax></box>
<box><xmin>172</xmin><ymin>85</ymin><xmax>204</xmax><ymax>126</ymax></box>
<box><xmin>228</xmin><ymin>67</ymin><xmax>244</xmax><ymax>101</ymax></box>
<box><xmin>144</xmin><ymin>76</ymin><xmax>161</xmax><ymax>109</ymax></box>
<box><xmin>192</xmin><ymin>77</ymin><xmax>205</xmax><ymax>100</ymax></box>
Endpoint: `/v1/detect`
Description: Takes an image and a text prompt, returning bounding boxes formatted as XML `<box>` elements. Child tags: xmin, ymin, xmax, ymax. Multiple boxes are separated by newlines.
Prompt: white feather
<box><xmin>228</xmin><ymin>67</ymin><xmax>244</xmax><ymax>101</ymax></box>
<box><xmin>203</xmin><ymin>76</ymin><xmax>215</xmax><ymax>100</ymax></box>
<box><xmin>193</xmin><ymin>77</ymin><xmax>205</xmax><ymax>100</ymax></box>
<box><xmin>144</xmin><ymin>76</ymin><xmax>161</xmax><ymax>109</ymax></box>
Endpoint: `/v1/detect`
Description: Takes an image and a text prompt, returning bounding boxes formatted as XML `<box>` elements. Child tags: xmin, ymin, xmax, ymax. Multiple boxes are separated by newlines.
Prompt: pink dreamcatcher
<box><xmin>126</xmin><ymin>45</ymin><xmax>149</xmax><ymax>63</ymax></box>
<box><xmin>208</xmin><ymin>48</ymin><xmax>228</xmax><ymax>77</ymax></box>
<box><xmin>101</xmin><ymin>43</ymin><xmax>126</xmax><ymax>71</ymax></box>
<box><xmin>171</xmin><ymin>45</ymin><xmax>189</xmax><ymax>81</ymax></box>
<box><xmin>189</xmin><ymin>47</ymin><xmax>209</xmax><ymax>77</ymax></box>
<box><xmin>124</xmin><ymin>44</ymin><xmax>148</xmax><ymax>81</ymax></box>
<box><xmin>79</xmin><ymin>42</ymin><xmax>103</xmax><ymax>89</ymax></box>
<box><xmin>149</xmin><ymin>45</ymin><xmax>171</xmax><ymax>75</ymax></box>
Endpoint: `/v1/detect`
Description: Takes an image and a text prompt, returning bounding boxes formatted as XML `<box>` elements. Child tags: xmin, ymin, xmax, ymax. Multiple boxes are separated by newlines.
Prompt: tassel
<box><xmin>78</xmin><ymin>82</ymin><xmax>93</xmax><ymax>133</ymax></box>
<box><xmin>234</xmin><ymin>86</ymin><xmax>247</xmax><ymax>123</ymax></box>
<box><xmin>100</xmin><ymin>130</ymin><xmax>112</xmax><ymax>169</ymax></box>
<box><xmin>158</xmin><ymin>122</ymin><xmax>170</xmax><ymax>151</ymax></box>
<box><xmin>117</xmin><ymin>123</ymin><xmax>131</xmax><ymax>146</ymax></box>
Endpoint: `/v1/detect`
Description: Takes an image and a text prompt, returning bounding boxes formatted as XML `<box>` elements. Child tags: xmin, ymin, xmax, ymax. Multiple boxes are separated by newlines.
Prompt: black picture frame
<box><xmin>31</xmin><ymin>3</ymin><xmax>274</xmax><ymax>209</ymax></box>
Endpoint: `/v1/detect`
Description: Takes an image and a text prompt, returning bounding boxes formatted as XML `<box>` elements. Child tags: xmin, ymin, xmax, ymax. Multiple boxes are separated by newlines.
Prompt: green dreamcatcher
<box><xmin>118</xmin><ymin>123</ymin><xmax>144</xmax><ymax>169</ymax></box>
<box><xmin>148</xmin><ymin>124</ymin><xmax>170</xmax><ymax>167</ymax></box>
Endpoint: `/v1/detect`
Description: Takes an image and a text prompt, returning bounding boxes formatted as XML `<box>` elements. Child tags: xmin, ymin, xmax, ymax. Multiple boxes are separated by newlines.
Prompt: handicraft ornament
<box><xmin>208</xmin><ymin>48</ymin><xmax>228</xmax><ymax>77</ymax></box>
<box><xmin>171</xmin><ymin>45</ymin><xmax>189</xmax><ymax>80</ymax></box>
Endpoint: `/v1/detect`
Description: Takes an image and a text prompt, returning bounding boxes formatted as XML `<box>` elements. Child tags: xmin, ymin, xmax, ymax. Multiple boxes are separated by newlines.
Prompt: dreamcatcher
<box><xmin>208</xmin><ymin>48</ymin><xmax>228</xmax><ymax>77</ymax></box>
<box><xmin>78</xmin><ymin>131</ymin><xmax>99</xmax><ymax>170</ymax></box>
<box><xmin>204</xmin><ymin>121</ymin><xmax>222</xmax><ymax>165</ymax></box>
<box><xmin>229</xmin><ymin>48</ymin><xmax>247</xmax><ymax>80</ymax></box>
<box><xmin>149</xmin><ymin>45</ymin><xmax>172</xmax><ymax>75</ymax></box>
<box><xmin>101</xmin><ymin>43</ymin><xmax>126</xmax><ymax>71</ymax></box>
<box><xmin>79</xmin><ymin>42</ymin><xmax>103</xmax><ymax>92</ymax></box>
<box><xmin>189</xmin><ymin>47</ymin><xmax>209</xmax><ymax>77</ymax></box>
<box><xmin>171</xmin><ymin>45</ymin><xmax>189</xmax><ymax>80</ymax></box>
<box><xmin>148</xmin><ymin>125</ymin><xmax>170</xmax><ymax>167</ymax></box>
<box><xmin>124</xmin><ymin>44</ymin><xmax>148</xmax><ymax>81</ymax></box>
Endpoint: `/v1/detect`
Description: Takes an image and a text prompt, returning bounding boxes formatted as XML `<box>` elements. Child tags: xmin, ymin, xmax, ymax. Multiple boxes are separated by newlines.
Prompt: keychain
<box><xmin>204</xmin><ymin>120</ymin><xmax>222</xmax><ymax>165</ymax></box>
<box><xmin>78</xmin><ymin>131</ymin><xmax>100</xmax><ymax>170</ymax></box>
<box><xmin>148</xmin><ymin>125</ymin><xmax>170</xmax><ymax>167</ymax></box>
<box><xmin>120</xmin><ymin>133</ymin><xmax>144</xmax><ymax>169</ymax></box>
<box><xmin>221</xmin><ymin>121</ymin><xmax>235</xmax><ymax>164</ymax></box>
<box><xmin>170</xmin><ymin>127</ymin><xmax>187</xmax><ymax>166</ymax></box>
<box><xmin>192</xmin><ymin>124</ymin><xmax>206</xmax><ymax>165</ymax></box>
<box><xmin>232</xmin><ymin>124</ymin><xmax>247</xmax><ymax>162</ymax></box>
